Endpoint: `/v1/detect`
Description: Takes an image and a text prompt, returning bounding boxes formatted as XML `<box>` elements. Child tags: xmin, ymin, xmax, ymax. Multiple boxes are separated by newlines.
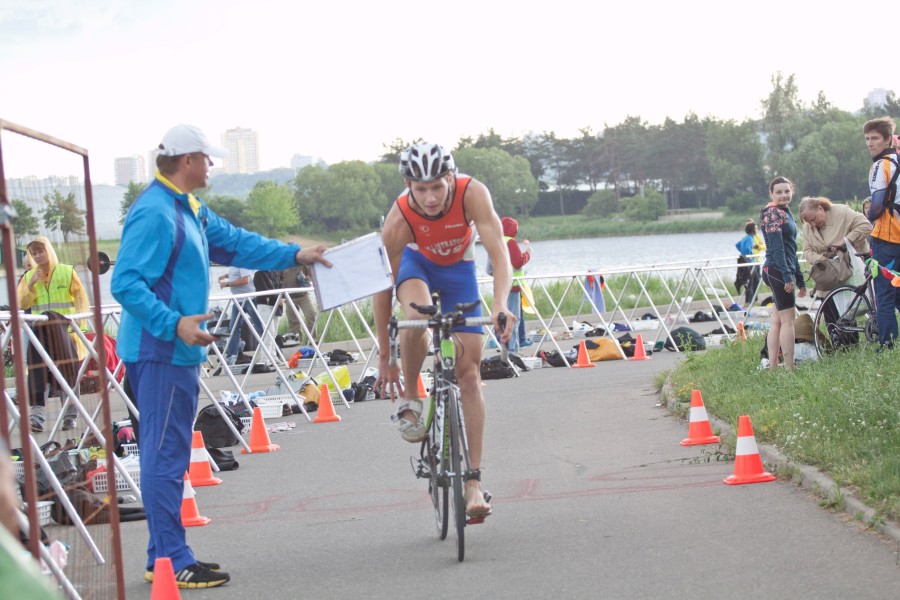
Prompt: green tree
<box><xmin>10</xmin><ymin>199</ymin><xmax>40</xmax><ymax>247</ymax></box>
<box><xmin>621</xmin><ymin>189</ymin><xmax>667</xmax><ymax>222</ymax></box>
<box><xmin>41</xmin><ymin>190</ymin><xmax>85</xmax><ymax>242</ymax></box>
<box><xmin>707</xmin><ymin>118</ymin><xmax>766</xmax><ymax>205</ymax></box>
<box><xmin>454</xmin><ymin>146</ymin><xmax>538</xmax><ymax>217</ymax></box>
<box><xmin>582</xmin><ymin>189</ymin><xmax>619</xmax><ymax>217</ymax></box>
<box><xmin>119</xmin><ymin>181</ymin><xmax>147</xmax><ymax>225</ymax></box>
<box><xmin>206</xmin><ymin>195</ymin><xmax>247</xmax><ymax>228</ymax></box>
<box><xmin>760</xmin><ymin>71</ymin><xmax>806</xmax><ymax>176</ymax></box>
<box><xmin>294</xmin><ymin>162</ymin><xmax>384</xmax><ymax>231</ymax></box>
<box><xmin>372</xmin><ymin>162</ymin><xmax>404</xmax><ymax>215</ymax></box>
<box><xmin>244</xmin><ymin>181</ymin><xmax>299</xmax><ymax>238</ymax></box>
<box><xmin>782</xmin><ymin>116</ymin><xmax>869</xmax><ymax>200</ymax></box>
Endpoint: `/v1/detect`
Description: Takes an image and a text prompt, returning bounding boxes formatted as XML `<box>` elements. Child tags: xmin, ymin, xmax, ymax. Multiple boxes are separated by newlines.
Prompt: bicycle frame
<box><xmin>389</xmin><ymin>299</ymin><xmax>501</xmax><ymax>561</ymax></box>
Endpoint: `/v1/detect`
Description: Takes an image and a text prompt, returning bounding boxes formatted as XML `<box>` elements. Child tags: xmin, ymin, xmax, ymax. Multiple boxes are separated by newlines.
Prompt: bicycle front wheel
<box><xmin>814</xmin><ymin>285</ymin><xmax>875</xmax><ymax>356</ymax></box>
<box><xmin>447</xmin><ymin>388</ymin><xmax>466</xmax><ymax>562</ymax></box>
<box><xmin>425</xmin><ymin>434</ymin><xmax>449</xmax><ymax>539</ymax></box>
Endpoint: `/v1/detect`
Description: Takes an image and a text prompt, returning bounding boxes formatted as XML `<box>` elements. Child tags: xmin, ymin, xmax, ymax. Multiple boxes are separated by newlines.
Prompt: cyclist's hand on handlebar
<box><xmin>493</xmin><ymin>308</ymin><xmax>516</xmax><ymax>344</ymax></box>
<box><xmin>374</xmin><ymin>355</ymin><xmax>404</xmax><ymax>402</ymax></box>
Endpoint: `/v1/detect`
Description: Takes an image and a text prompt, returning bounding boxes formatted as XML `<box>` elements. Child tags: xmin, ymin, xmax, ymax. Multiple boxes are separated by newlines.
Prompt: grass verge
<box><xmin>666</xmin><ymin>334</ymin><xmax>899</xmax><ymax>524</ymax></box>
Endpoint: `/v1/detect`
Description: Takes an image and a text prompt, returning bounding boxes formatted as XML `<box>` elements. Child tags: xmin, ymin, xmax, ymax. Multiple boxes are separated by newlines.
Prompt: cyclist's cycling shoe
<box><xmin>392</xmin><ymin>399</ymin><xmax>426</xmax><ymax>443</ymax></box>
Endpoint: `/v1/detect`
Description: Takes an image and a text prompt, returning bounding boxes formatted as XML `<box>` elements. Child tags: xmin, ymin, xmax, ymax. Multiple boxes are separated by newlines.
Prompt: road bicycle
<box><xmin>813</xmin><ymin>253</ymin><xmax>878</xmax><ymax>356</ymax></box>
<box><xmin>389</xmin><ymin>299</ymin><xmax>504</xmax><ymax>562</ymax></box>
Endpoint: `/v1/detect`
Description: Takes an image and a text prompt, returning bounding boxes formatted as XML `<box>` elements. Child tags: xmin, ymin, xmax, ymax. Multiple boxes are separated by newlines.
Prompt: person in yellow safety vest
<box><xmin>501</xmin><ymin>217</ymin><xmax>531</xmax><ymax>353</ymax></box>
<box><xmin>16</xmin><ymin>236</ymin><xmax>89</xmax><ymax>433</ymax></box>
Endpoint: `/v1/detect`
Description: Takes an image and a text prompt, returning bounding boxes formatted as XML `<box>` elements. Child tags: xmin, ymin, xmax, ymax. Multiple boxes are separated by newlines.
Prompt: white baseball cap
<box><xmin>157</xmin><ymin>123</ymin><xmax>227</xmax><ymax>158</ymax></box>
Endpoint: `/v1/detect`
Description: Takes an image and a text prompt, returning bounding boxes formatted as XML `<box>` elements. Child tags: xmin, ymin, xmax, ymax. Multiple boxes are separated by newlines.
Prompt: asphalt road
<box><xmin>119</xmin><ymin>350</ymin><xmax>900</xmax><ymax>600</ymax></box>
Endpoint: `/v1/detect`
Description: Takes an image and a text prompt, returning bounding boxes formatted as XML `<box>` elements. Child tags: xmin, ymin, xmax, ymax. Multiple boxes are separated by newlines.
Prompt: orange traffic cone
<box><xmin>150</xmin><ymin>557</ymin><xmax>182</xmax><ymax>600</ymax></box>
<box><xmin>629</xmin><ymin>334</ymin><xmax>651</xmax><ymax>361</ymax></box>
<box><xmin>680</xmin><ymin>390</ymin><xmax>720</xmax><ymax>446</ymax></box>
<box><xmin>189</xmin><ymin>431</ymin><xmax>222</xmax><ymax>487</ymax></box>
<box><xmin>241</xmin><ymin>406</ymin><xmax>281</xmax><ymax>454</ymax></box>
<box><xmin>417</xmin><ymin>373</ymin><xmax>429</xmax><ymax>399</ymax></box>
<box><xmin>724</xmin><ymin>415</ymin><xmax>776</xmax><ymax>485</ymax></box>
<box><xmin>737</xmin><ymin>322</ymin><xmax>747</xmax><ymax>341</ymax></box>
<box><xmin>570</xmin><ymin>340</ymin><xmax>595</xmax><ymax>368</ymax></box>
<box><xmin>181</xmin><ymin>473</ymin><xmax>211</xmax><ymax>527</ymax></box>
<box><xmin>314</xmin><ymin>383</ymin><xmax>341</xmax><ymax>423</ymax></box>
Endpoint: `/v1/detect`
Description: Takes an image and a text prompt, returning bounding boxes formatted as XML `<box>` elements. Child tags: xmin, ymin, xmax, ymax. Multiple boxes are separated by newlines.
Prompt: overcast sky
<box><xmin>0</xmin><ymin>1</ymin><xmax>891</xmax><ymax>184</ymax></box>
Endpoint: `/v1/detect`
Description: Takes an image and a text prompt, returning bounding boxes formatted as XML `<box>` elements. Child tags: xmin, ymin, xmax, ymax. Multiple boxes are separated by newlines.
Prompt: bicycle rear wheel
<box><xmin>447</xmin><ymin>388</ymin><xmax>466</xmax><ymax>562</ymax></box>
<box><xmin>814</xmin><ymin>285</ymin><xmax>875</xmax><ymax>356</ymax></box>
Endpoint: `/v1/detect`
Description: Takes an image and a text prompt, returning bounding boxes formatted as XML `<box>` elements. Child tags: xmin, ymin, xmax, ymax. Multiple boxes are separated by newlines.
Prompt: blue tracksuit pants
<box><xmin>126</xmin><ymin>360</ymin><xmax>199</xmax><ymax>571</ymax></box>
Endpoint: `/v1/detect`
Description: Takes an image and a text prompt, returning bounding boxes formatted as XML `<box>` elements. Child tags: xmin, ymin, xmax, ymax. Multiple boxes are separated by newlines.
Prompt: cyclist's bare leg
<box><xmin>396</xmin><ymin>278</ymin><xmax>432</xmax><ymax>427</ymax></box>
<box><xmin>454</xmin><ymin>331</ymin><xmax>491</xmax><ymax>516</ymax></box>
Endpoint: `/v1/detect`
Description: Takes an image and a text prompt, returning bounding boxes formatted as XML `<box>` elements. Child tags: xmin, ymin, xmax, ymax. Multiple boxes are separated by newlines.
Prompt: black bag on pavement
<box><xmin>194</xmin><ymin>403</ymin><xmax>243</xmax><ymax>448</ymax></box>
<box><xmin>479</xmin><ymin>356</ymin><xmax>515</xmax><ymax>379</ymax></box>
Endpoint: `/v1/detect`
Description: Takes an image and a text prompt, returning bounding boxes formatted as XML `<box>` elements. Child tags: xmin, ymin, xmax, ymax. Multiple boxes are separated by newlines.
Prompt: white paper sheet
<box><xmin>311</xmin><ymin>232</ymin><xmax>393</xmax><ymax>310</ymax></box>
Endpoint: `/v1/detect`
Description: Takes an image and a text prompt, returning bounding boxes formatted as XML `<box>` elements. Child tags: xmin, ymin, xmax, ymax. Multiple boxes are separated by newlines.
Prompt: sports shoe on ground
<box><xmin>62</xmin><ymin>418</ymin><xmax>76</xmax><ymax>431</ymax></box>
<box><xmin>144</xmin><ymin>561</ymin><xmax>225</xmax><ymax>586</ymax></box>
<box><xmin>30</xmin><ymin>419</ymin><xmax>44</xmax><ymax>433</ymax></box>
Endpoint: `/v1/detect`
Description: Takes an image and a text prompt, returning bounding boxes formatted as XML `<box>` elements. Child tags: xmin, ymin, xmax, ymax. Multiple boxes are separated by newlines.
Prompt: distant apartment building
<box><xmin>114</xmin><ymin>155</ymin><xmax>147</xmax><ymax>186</ymax></box>
<box><xmin>864</xmin><ymin>88</ymin><xmax>892</xmax><ymax>110</ymax></box>
<box><xmin>147</xmin><ymin>148</ymin><xmax>160</xmax><ymax>181</ymax></box>
<box><xmin>291</xmin><ymin>154</ymin><xmax>327</xmax><ymax>172</ymax></box>
<box><xmin>221</xmin><ymin>127</ymin><xmax>260</xmax><ymax>174</ymax></box>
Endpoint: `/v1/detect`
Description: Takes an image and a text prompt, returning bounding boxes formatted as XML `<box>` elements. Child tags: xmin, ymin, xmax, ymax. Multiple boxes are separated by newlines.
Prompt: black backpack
<box><xmin>664</xmin><ymin>327</ymin><xmax>706</xmax><ymax>351</ymax></box>
<box><xmin>480</xmin><ymin>355</ymin><xmax>515</xmax><ymax>379</ymax></box>
<box><xmin>194</xmin><ymin>403</ymin><xmax>243</xmax><ymax>448</ymax></box>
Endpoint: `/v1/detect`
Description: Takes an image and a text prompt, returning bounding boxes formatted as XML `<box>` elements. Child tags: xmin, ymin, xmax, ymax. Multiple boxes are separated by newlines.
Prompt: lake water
<box><xmin>472</xmin><ymin>231</ymin><xmax>742</xmax><ymax>277</ymax></box>
<box><xmin>1</xmin><ymin>231</ymin><xmax>745</xmax><ymax>306</ymax></box>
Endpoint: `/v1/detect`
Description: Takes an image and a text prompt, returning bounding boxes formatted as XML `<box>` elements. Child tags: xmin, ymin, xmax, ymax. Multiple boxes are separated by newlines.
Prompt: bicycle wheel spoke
<box><xmin>814</xmin><ymin>286</ymin><xmax>875</xmax><ymax>356</ymax></box>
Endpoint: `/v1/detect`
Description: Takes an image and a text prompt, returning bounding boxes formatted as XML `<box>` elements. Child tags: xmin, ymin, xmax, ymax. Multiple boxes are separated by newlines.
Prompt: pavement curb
<box><xmin>661</xmin><ymin>378</ymin><xmax>900</xmax><ymax>549</ymax></box>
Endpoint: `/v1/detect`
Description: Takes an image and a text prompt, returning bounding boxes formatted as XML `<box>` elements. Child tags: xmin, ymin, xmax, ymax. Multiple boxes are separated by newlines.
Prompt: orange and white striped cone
<box><xmin>181</xmin><ymin>473</ymin><xmax>211</xmax><ymax>527</ymax></box>
<box><xmin>737</xmin><ymin>322</ymin><xmax>747</xmax><ymax>341</ymax></box>
<box><xmin>680</xmin><ymin>390</ymin><xmax>720</xmax><ymax>446</ymax></box>
<box><xmin>724</xmin><ymin>415</ymin><xmax>776</xmax><ymax>485</ymax></box>
<box><xmin>189</xmin><ymin>430</ymin><xmax>222</xmax><ymax>487</ymax></box>
<box><xmin>417</xmin><ymin>373</ymin><xmax>429</xmax><ymax>399</ymax></box>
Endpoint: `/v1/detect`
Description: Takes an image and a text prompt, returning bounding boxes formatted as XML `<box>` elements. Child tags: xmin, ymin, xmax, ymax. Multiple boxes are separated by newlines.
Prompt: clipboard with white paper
<box><xmin>311</xmin><ymin>232</ymin><xmax>393</xmax><ymax>311</ymax></box>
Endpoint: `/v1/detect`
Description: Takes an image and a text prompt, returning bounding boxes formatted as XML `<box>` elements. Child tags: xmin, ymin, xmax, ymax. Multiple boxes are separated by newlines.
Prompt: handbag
<box><xmin>810</xmin><ymin>251</ymin><xmax>853</xmax><ymax>292</ymax></box>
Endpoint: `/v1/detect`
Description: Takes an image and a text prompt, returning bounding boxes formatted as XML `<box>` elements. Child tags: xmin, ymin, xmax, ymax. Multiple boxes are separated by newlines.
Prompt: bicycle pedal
<box><xmin>466</xmin><ymin>516</ymin><xmax>487</xmax><ymax>525</ymax></box>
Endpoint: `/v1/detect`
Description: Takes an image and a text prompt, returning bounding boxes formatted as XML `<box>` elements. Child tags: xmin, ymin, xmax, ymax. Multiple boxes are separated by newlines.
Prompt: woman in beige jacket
<box><xmin>799</xmin><ymin>197</ymin><xmax>872</xmax><ymax>298</ymax></box>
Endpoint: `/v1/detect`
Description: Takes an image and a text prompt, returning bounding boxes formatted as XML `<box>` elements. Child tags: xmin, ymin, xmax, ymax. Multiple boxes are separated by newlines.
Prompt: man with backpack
<box><xmin>863</xmin><ymin>116</ymin><xmax>900</xmax><ymax>347</ymax></box>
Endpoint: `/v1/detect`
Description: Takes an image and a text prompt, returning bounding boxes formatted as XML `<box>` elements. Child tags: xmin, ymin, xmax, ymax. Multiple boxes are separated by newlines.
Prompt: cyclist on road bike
<box><xmin>373</xmin><ymin>142</ymin><xmax>516</xmax><ymax>520</ymax></box>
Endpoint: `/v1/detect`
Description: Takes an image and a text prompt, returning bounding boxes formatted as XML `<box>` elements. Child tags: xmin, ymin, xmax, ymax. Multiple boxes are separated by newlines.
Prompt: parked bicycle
<box><xmin>813</xmin><ymin>253</ymin><xmax>878</xmax><ymax>356</ymax></box>
<box><xmin>389</xmin><ymin>300</ymin><xmax>505</xmax><ymax>562</ymax></box>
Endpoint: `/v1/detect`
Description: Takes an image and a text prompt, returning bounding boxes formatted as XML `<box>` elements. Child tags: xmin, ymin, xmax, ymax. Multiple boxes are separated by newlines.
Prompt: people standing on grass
<box><xmin>863</xmin><ymin>116</ymin><xmax>900</xmax><ymax>348</ymax></box>
<box><xmin>500</xmin><ymin>217</ymin><xmax>531</xmax><ymax>354</ymax></box>
<box><xmin>760</xmin><ymin>176</ymin><xmax>807</xmax><ymax>369</ymax></box>
<box><xmin>735</xmin><ymin>220</ymin><xmax>764</xmax><ymax>305</ymax></box>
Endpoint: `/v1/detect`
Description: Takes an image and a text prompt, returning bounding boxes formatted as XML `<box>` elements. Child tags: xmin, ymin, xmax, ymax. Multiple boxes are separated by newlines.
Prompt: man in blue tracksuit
<box><xmin>111</xmin><ymin>123</ymin><xmax>329</xmax><ymax>589</ymax></box>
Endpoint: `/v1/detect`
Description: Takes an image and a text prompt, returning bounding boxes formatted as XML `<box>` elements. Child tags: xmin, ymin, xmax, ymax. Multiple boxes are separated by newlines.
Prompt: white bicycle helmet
<box><xmin>398</xmin><ymin>142</ymin><xmax>456</xmax><ymax>182</ymax></box>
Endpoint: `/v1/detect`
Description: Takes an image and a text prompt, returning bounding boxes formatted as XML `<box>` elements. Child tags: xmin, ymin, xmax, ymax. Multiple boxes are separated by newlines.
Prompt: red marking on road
<box><xmin>203</xmin><ymin>465</ymin><xmax>730</xmax><ymax>524</ymax></box>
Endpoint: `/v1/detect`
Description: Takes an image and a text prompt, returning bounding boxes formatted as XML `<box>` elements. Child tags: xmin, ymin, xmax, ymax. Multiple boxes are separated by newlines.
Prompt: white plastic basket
<box><xmin>521</xmin><ymin>356</ymin><xmax>542</xmax><ymax>370</ymax></box>
<box><xmin>121</xmin><ymin>443</ymin><xmax>139</xmax><ymax>457</ymax></box>
<box><xmin>12</xmin><ymin>460</ymin><xmax>24</xmax><ymax>479</ymax></box>
<box><xmin>240</xmin><ymin>416</ymin><xmax>252</xmax><ymax>432</ymax></box>
<box><xmin>24</xmin><ymin>501</ymin><xmax>54</xmax><ymax>527</ymax></box>
<box><xmin>256</xmin><ymin>395</ymin><xmax>289</xmax><ymax>419</ymax></box>
<box><xmin>91</xmin><ymin>464</ymin><xmax>141</xmax><ymax>494</ymax></box>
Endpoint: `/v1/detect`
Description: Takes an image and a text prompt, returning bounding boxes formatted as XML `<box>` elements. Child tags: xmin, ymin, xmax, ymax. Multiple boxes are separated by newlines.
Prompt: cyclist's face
<box><xmin>865</xmin><ymin>131</ymin><xmax>892</xmax><ymax>158</ymax></box>
<box><xmin>769</xmin><ymin>182</ymin><xmax>793</xmax><ymax>206</ymax></box>
<box><xmin>408</xmin><ymin>175</ymin><xmax>452</xmax><ymax>217</ymax></box>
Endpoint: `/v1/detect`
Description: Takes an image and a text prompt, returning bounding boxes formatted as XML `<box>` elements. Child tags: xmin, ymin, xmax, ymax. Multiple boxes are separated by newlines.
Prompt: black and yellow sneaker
<box><xmin>144</xmin><ymin>560</ymin><xmax>222</xmax><ymax>584</ymax></box>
